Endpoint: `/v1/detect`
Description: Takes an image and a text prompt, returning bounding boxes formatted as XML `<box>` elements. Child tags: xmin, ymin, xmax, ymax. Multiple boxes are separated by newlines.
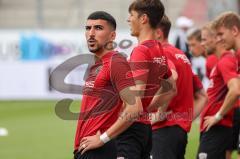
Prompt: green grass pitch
<box><xmin>0</xmin><ymin>101</ymin><xmax>237</xmax><ymax>159</ymax></box>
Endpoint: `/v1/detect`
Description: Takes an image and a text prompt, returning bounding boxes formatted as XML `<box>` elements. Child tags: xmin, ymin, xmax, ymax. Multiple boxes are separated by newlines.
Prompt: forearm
<box><xmin>193</xmin><ymin>90</ymin><xmax>208</xmax><ymax>119</ymax></box>
<box><xmin>147</xmin><ymin>78</ymin><xmax>177</xmax><ymax>112</ymax></box>
<box><xmin>105</xmin><ymin>97</ymin><xmax>142</xmax><ymax>140</ymax></box>
<box><xmin>148</xmin><ymin>90</ymin><xmax>175</xmax><ymax>112</ymax></box>
<box><xmin>217</xmin><ymin>90</ymin><xmax>239</xmax><ymax>116</ymax></box>
<box><xmin>150</xmin><ymin>102</ymin><xmax>169</xmax><ymax>124</ymax></box>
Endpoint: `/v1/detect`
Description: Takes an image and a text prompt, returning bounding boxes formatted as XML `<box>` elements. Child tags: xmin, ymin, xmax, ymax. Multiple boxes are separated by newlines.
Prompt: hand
<box><xmin>150</xmin><ymin>110</ymin><xmax>172</xmax><ymax>125</ymax></box>
<box><xmin>78</xmin><ymin>131</ymin><xmax>104</xmax><ymax>154</ymax></box>
<box><xmin>203</xmin><ymin>116</ymin><xmax>219</xmax><ymax>131</ymax></box>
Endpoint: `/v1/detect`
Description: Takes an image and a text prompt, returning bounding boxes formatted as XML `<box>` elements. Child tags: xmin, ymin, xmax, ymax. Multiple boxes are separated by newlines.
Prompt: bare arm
<box><xmin>105</xmin><ymin>85</ymin><xmax>143</xmax><ymax>139</ymax></box>
<box><xmin>217</xmin><ymin>78</ymin><xmax>240</xmax><ymax>117</ymax></box>
<box><xmin>147</xmin><ymin>70</ymin><xmax>177</xmax><ymax>112</ymax></box>
<box><xmin>204</xmin><ymin>78</ymin><xmax>240</xmax><ymax>131</ymax></box>
<box><xmin>193</xmin><ymin>88</ymin><xmax>208</xmax><ymax>120</ymax></box>
<box><xmin>79</xmin><ymin>85</ymin><xmax>143</xmax><ymax>154</ymax></box>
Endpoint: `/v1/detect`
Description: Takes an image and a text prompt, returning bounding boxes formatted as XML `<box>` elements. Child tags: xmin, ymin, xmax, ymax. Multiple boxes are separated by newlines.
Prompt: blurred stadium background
<box><xmin>0</xmin><ymin>0</ymin><xmax>239</xmax><ymax>158</ymax></box>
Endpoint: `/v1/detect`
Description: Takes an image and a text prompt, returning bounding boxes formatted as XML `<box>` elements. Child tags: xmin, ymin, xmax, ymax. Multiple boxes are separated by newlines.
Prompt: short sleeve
<box><xmin>110</xmin><ymin>54</ymin><xmax>135</xmax><ymax>92</ymax></box>
<box><xmin>129</xmin><ymin>47</ymin><xmax>149</xmax><ymax>83</ymax></box>
<box><xmin>168</xmin><ymin>59</ymin><xmax>176</xmax><ymax>71</ymax></box>
<box><xmin>218</xmin><ymin>54</ymin><xmax>239</xmax><ymax>84</ymax></box>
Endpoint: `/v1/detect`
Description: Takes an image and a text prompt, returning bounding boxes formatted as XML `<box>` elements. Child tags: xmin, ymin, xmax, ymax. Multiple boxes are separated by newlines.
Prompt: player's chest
<box><xmin>85</xmin><ymin>63</ymin><xmax>111</xmax><ymax>89</ymax></box>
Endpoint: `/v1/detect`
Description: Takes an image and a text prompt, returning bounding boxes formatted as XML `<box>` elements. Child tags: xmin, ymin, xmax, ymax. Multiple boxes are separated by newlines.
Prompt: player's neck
<box><xmin>162</xmin><ymin>38</ymin><xmax>169</xmax><ymax>44</ymax></box>
<box><xmin>157</xmin><ymin>36</ymin><xmax>168</xmax><ymax>43</ymax></box>
<box><xmin>215</xmin><ymin>45</ymin><xmax>226</xmax><ymax>58</ymax></box>
<box><xmin>234</xmin><ymin>37</ymin><xmax>240</xmax><ymax>51</ymax></box>
<box><xmin>137</xmin><ymin>27</ymin><xmax>155</xmax><ymax>44</ymax></box>
<box><xmin>94</xmin><ymin>49</ymin><xmax>113</xmax><ymax>59</ymax></box>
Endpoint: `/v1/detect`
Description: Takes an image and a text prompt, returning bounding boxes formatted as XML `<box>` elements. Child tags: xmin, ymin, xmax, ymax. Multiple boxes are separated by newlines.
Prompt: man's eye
<box><xmin>95</xmin><ymin>26</ymin><xmax>103</xmax><ymax>30</ymax></box>
<box><xmin>85</xmin><ymin>26</ymin><xmax>91</xmax><ymax>30</ymax></box>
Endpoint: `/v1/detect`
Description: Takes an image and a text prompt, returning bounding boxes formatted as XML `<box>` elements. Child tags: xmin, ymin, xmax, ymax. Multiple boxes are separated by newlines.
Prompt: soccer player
<box><xmin>201</xmin><ymin>24</ymin><xmax>218</xmax><ymax>79</ymax></box>
<box><xmin>212</xmin><ymin>11</ymin><xmax>240</xmax><ymax>159</ymax></box>
<box><xmin>187</xmin><ymin>29</ymin><xmax>206</xmax><ymax>58</ymax></box>
<box><xmin>187</xmin><ymin>29</ymin><xmax>208</xmax><ymax>89</ymax></box>
<box><xmin>73</xmin><ymin>11</ymin><xmax>143</xmax><ymax>159</ymax></box>
<box><xmin>197</xmin><ymin>19</ymin><xmax>240</xmax><ymax>159</ymax></box>
<box><xmin>150</xmin><ymin>15</ymin><xmax>207</xmax><ymax>159</ymax></box>
<box><xmin>116</xmin><ymin>1</ymin><xmax>176</xmax><ymax>158</ymax></box>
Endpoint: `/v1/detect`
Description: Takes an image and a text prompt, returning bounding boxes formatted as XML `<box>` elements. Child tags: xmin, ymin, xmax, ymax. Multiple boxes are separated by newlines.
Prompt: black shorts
<box><xmin>116</xmin><ymin>122</ymin><xmax>152</xmax><ymax>159</ymax></box>
<box><xmin>151</xmin><ymin>125</ymin><xmax>187</xmax><ymax>159</ymax></box>
<box><xmin>227</xmin><ymin>107</ymin><xmax>240</xmax><ymax>153</ymax></box>
<box><xmin>197</xmin><ymin>125</ymin><xmax>232</xmax><ymax>159</ymax></box>
<box><xmin>74</xmin><ymin>140</ymin><xmax>117</xmax><ymax>159</ymax></box>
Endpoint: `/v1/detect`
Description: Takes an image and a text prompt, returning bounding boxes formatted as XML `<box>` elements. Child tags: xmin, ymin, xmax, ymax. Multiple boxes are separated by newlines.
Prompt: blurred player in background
<box><xmin>151</xmin><ymin>14</ymin><xmax>207</xmax><ymax>159</ymax></box>
<box><xmin>201</xmin><ymin>24</ymin><xmax>218</xmax><ymax>79</ymax></box>
<box><xmin>116</xmin><ymin>0</ymin><xmax>176</xmax><ymax>158</ymax></box>
<box><xmin>187</xmin><ymin>29</ymin><xmax>206</xmax><ymax>58</ymax></box>
<box><xmin>197</xmin><ymin>18</ymin><xmax>240</xmax><ymax>159</ymax></box>
<box><xmin>73</xmin><ymin>11</ymin><xmax>143</xmax><ymax>159</ymax></box>
<box><xmin>187</xmin><ymin>29</ymin><xmax>208</xmax><ymax>89</ymax></box>
<box><xmin>213</xmin><ymin>11</ymin><xmax>240</xmax><ymax>159</ymax></box>
<box><xmin>174</xmin><ymin>16</ymin><xmax>194</xmax><ymax>60</ymax></box>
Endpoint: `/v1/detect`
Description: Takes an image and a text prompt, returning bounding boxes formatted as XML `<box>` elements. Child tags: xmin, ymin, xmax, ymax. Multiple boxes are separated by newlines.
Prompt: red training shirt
<box><xmin>200</xmin><ymin>51</ymin><xmax>239</xmax><ymax>132</ymax></box>
<box><xmin>129</xmin><ymin>40</ymin><xmax>172</xmax><ymax>124</ymax></box>
<box><xmin>74</xmin><ymin>51</ymin><xmax>135</xmax><ymax>150</ymax></box>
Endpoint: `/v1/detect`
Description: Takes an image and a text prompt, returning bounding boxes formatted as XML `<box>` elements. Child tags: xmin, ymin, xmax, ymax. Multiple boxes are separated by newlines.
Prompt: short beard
<box><xmin>89</xmin><ymin>47</ymin><xmax>101</xmax><ymax>53</ymax></box>
<box><xmin>88</xmin><ymin>43</ymin><xmax>102</xmax><ymax>53</ymax></box>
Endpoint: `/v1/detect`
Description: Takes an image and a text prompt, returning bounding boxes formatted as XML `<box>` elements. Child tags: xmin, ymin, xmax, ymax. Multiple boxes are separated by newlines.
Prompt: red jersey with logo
<box><xmin>200</xmin><ymin>51</ymin><xmax>239</xmax><ymax>132</ymax></box>
<box><xmin>74</xmin><ymin>51</ymin><xmax>135</xmax><ymax>150</ymax></box>
<box><xmin>129</xmin><ymin>40</ymin><xmax>172</xmax><ymax>124</ymax></box>
<box><xmin>206</xmin><ymin>54</ymin><xmax>218</xmax><ymax>79</ymax></box>
<box><xmin>152</xmin><ymin>43</ymin><xmax>202</xmax><ymax>132</ymax></box>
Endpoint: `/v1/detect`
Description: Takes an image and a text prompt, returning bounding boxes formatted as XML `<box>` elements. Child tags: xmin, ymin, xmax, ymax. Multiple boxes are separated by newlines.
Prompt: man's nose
<box><xmin>89</xmin><ymin>28</ymin><xmax>95</xmax><ymax>36</ymax></box>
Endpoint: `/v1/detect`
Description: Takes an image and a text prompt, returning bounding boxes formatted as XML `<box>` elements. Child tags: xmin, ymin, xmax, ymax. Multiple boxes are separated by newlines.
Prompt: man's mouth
<box><xmin>88</xmin><ymin>39</ymin><xmax>96</xmax><ymax>45</ymax></box>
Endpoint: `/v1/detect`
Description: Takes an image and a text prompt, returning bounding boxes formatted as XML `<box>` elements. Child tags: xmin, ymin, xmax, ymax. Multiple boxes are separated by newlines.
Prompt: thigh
<box><xmin>116</xmin><ymin>123</ymin><xmax>152</xmax><ymax>159</ymax></box>
<box><xmin>141</xmin><ymin>124</ymin><xmax>152</xmax><ymax>159</ymax></box>
<box><xmin>197</xmin><ymin>126</ymin><xmax>232</xmax><ymax>159</ymax></box>
<box><xmin>151</xmin><ymin>126</ymin><xmax>187</xmax><ymax>159</ymax></box>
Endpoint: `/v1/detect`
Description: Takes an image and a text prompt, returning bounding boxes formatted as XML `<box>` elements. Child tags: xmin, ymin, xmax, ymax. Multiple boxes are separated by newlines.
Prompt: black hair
<box><xmin>87</xmin><ymin>11</ymin><xmax>116</xmax><ymax>30</ymax></box>
<box><xmin>157</xmin><ymin>14</ymin><xmax>171</xmax><ymax>38</ymax></box>
<box><xmin>128</xmin><ymin>0</ymin><xmax>165</xmax><ymax>28</ymax></box>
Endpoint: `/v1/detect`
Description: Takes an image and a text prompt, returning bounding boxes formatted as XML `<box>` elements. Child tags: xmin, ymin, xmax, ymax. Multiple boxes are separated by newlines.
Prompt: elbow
<box><xmin>232</xmin><ymin>89</ymin><xmax>240</xmax><ymax>98</ymax></box>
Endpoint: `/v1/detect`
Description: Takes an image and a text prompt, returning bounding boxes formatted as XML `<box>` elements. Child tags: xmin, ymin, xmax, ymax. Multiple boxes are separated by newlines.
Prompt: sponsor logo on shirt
<box><xmin>85</xmin><ymin>81</ymin><xmax>95</xmax><ymax>88</ymax></box>
<box><xmin>153</xmin><ymin>56</ymin><xmax>166</xmax><ymax>65</ymax></box>
<box><xmin>175</xmin><ymin>54</ymin><xmax>191</xmax><ymax>65</ymax></box>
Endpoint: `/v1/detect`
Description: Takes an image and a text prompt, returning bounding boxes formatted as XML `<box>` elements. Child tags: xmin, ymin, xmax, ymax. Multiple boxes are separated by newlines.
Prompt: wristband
<box><xmin>215</xmin><ymin>112</ymin><xmax>223</xmax><ymax>121</ymax></box>
<box><xmin>100</xmin><ymin>132</ymin><xmax>111</xmax><ymax>144</ymax></box>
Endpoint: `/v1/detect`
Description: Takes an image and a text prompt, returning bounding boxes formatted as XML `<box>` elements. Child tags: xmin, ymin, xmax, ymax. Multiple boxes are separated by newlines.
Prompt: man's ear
<box><xmin>110</xmin><ymin>31</ymin><xmax>116</xmax><ymax>41</ymax></box>
<box><xmin>155</xmin><ymin>28</ymin><xmax>164</xmax><ymax>40</ymax></box>
<box><xmin>231</xmin><ymin>25</ymin><xmax>240</xmax><ymax>37</ymax></box>
<box><xmin>141</xmin><ymin>14</ymin><xmax>149</xmax><ymax>25</ymax></box>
